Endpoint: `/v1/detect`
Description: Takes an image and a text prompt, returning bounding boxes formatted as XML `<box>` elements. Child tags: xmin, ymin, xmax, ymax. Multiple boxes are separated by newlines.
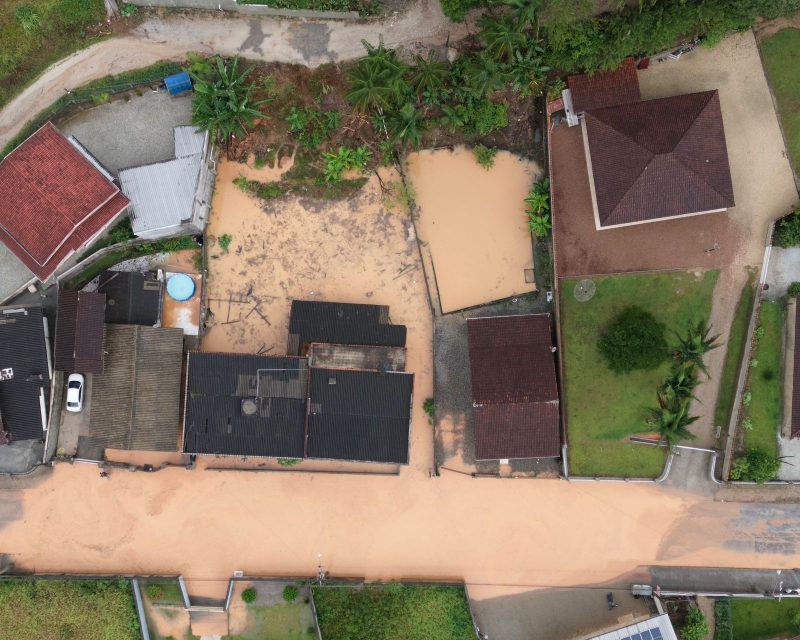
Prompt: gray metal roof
<box><xmin>119</xmin><ymin>127</ymin><xmax>207</xmax><ymax>236</ymax></box>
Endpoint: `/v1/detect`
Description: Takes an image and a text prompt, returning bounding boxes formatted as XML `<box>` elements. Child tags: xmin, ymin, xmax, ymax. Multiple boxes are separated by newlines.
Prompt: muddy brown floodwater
<box><xmin>406</xmin><ymin>147</ymin><xmax>540</xmax><ymax>313</ymax></box>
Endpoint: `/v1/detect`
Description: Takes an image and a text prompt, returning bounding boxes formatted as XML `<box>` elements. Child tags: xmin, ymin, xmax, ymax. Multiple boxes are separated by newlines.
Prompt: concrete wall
<box><xmin>127</xmin><ymin>0</ymin><xmax>360</xmax><ymax>20</ymax></box>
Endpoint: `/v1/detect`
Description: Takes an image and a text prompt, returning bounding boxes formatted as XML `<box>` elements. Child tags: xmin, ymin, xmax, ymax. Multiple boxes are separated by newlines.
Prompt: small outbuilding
<box><xmin>96</xmin><ymin>270</ymin><xmax>163</xmax><ymax>326</ymax></box>
<box><xmin>467</xmin><ymin>314</ymin><xmax>560</xmax><ymax>460</ymax></box>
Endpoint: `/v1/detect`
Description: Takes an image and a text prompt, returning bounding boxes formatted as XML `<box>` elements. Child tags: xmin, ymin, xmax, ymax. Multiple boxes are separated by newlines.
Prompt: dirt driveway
<box><xmin>201</xmin><ymin>159</ymin><xmax>434</xmax><ymax>473</ymax></box>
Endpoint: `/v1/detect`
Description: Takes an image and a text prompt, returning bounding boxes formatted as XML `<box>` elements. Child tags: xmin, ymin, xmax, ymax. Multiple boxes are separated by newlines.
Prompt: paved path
<box><xmin>0</xmin><ymin>0</ymin><xmax>470</xmax><ymax>149</ymax></box>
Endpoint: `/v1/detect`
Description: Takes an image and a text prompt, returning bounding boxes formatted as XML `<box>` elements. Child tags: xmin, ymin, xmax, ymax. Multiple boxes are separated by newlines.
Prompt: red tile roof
<box><xmin>467</xmin><ymin>314</ymin><xmax>560</xmax><ymax>460</ymax></box>
<box><xmin>0</xmin><ymin>123</ymin><xmax>129</xmax><ymax>281</ymax></box>
<box><xmin>567</xmin><ymin>58</ymin><xmax>641</xmax><ymax>113</ymax></box>
<box><xmin>584</xmin><ymin>90</ymin><xmax>735</xmax><ymax>227</ymax></box>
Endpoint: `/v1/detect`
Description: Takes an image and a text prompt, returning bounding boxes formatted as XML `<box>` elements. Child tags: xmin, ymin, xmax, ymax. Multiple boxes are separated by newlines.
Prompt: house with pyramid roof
<box><xmin>563</xmin><ymin>58</ymin><xmax>735</xmax><ymax>230</ymax></box>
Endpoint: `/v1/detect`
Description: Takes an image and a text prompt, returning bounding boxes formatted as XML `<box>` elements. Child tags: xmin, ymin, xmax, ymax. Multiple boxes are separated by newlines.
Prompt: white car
<box><xmin>66</xmin><ymin>373</ymin><xmax>85</xmax><ymax>413</ymax></box>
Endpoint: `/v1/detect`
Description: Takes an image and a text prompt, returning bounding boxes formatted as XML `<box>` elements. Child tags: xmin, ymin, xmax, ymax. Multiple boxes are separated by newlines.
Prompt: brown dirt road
<box><xmin>0</xmin><ymin>0</ymin><xmax>470</xmax><ymax>150</ymax></box>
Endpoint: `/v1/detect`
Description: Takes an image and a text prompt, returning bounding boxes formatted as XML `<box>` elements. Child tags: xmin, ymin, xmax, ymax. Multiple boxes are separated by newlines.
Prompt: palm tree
<box><xmin>659</xmin><ymin>362</ymin><xmax>700</xmax><ymax>404</ymax></box>
<box><xmin>190</xmin><ymin>56</ymin><xmax>266</xmax><ymax>147</ymax></box>
<box><xmin>674</xmin><ymin>320</ymin><xmax>720</xmax><ymax>377</ymax></box>
<box><xmin>646</xmin><ymin>396</ymin><xmax>698</xmax><ymax>448</ymax></box>
<box><xmin>386</xmin><ymin>103</ymin><xmax>425</xmax><ymax>149</ymax></box>
<box><xmin>409</xmin><ymin>51</ymin><xmax>449</xmax><ymax>99</ymax></box>
<box><xmin>525</xmin><ymin>179</ymin><xmax>550</xmax><ymax>215</ymax></box>
<box><xmin>505</xmin><ymin>0</ymin><xmax>541</xmax><ymax>31</ymax></box>
<box><xmin>509</xmin><ymin>46</ymin><xmax>550</xmax><ymax>97</ymax></box>
<box><xmin>346</xmin><ymin>39</ymin><xmax>410</xmax><ymax>113</ymax></box>
<box><xmin>463</xmin><ymin>51</ymin><xmax>508</xmax><ymax>99</ymax></box>
<box><xmin>438</xmin><ymin>104</ymin><xmax>466</xmax><ymax>133</ymax></box>
<box><xmin>478</xmin><ymin>14</ymin><xmax>527</xmax><ymax>63</ymax></box>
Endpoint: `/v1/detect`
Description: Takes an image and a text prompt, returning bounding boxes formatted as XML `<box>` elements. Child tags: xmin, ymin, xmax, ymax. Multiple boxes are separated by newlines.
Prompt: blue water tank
<box><xmin>166</xmin><ymin>273</ymin><xmax>196</xmax><ymax>301</ymax></box>
<box><xmin>164</xmin><ymin>72</ymin><xmax>192</xmax><ymax>96</ymax></box>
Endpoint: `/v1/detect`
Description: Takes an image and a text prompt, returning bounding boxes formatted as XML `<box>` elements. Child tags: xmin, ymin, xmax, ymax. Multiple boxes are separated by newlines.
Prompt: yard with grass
<box><xmin>714</xmin><ymin>271</ymin><xmax>757</xmax><ymax>430</ymax></box>
<box><xmin>312</xmin><ymin>584</ymin><xmax>475</xmax><ymax>640</ymax></box>
<box><xmin>730</xmin><ymin>598</ymin><xmax>800</xmax><ymax>640</ymax></box>
<box><xmin>761</xmin><ymin>28</ymin><xmax>800</xmax><ymax>175</ymax></box>
<box><xmin>0</xmin><ymin>0</ymin><xmax>106</xmax><ymax>109</ymax></box>
<box><xmin>560</xmin><ymin>270</ymin><xmax>719</xmax><ymax>477</ymax></box>
<box><xmin>228</xmin><ymin>602</ymin><xmax>316</xmax><ymax>640</ymax></box>
<box><xmin>741</xmin><ymin>299</ymin><xmax>784</xmax><ymax>457</ymax></box>
<box><xmin>0</xmin><ymin>578</ymin><xmax>140</xmax><ymax>640</ymax></box>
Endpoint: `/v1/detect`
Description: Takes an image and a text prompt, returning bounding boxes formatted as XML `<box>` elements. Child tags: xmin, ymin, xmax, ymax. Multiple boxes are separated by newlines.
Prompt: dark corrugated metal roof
<box><xmin>567</xmin><ymin>58</ymin><xmax>641</xmax><ymax>114</ymax></box>
<box><xmin>0</xmin><ymin>305</ymin><xmax>50</xmax><ymax>441</ymax></box>
<box><xmin>307</xmin><ymin>368</ymin><xmax>413</xmax><ymax>464</ymax></box>
<box><xmin>467</xmin><ymin>314</ymin><xmax>560</xmax><ymax>460</ymax></box>
<box><xmin>89</xmin><ymin>325</ymin><xmax>183</xmax><ymax>451</ymax></box>
<box><xmin>287</xmin><ymin>300</ymin><xmax>406</xmax><ymax>355</ymax></box>
<box><xmin>54</xmin><ymin>290</ymin><xmax>106</xmax><ymax>373</ymax></box>
<box><xmin>585</xmin><ymin>90</ymin><xmax>735</xmax><ymax>227</ymax></box>
<box><xmin>183</xmin><ymin>352</ymin><xmax>308</xmax><ymax>458</ymax></box>
<box><xmin>97</xmin><ymin>270</ymin><xmax>162</xmax><ymax>326</ymax></box>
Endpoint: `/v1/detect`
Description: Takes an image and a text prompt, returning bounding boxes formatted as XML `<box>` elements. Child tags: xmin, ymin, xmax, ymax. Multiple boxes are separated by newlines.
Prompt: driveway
<box><xmin>0</xmin><ymin>0</ymin><xmax>470</xmax><ymax>151</ymax></box>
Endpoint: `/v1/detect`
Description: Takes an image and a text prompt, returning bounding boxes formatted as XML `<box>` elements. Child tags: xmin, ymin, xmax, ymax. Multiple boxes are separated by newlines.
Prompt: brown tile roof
<box><xmin>0</xmin><ymin>123</ymin><xmax>129</xmax><ymax>281</ymax></box>
<box><xmin>584</xmin><ymin>90</ymin><xmax>735</xmax><ymax>227</ymax></box>
<box><xmin>467</xmin><ymin>314</ymin><xmax>560</xmax><ymax>459</ymax></box>
<box><xmin>54</xmin><ymin>290</ymin><xmax>107</xmax><ymax>373</ymax></box>
<box><xmin>567</xmin><ymin>58</ymin><xmax>641</xmax><ymax>113</ymax></box>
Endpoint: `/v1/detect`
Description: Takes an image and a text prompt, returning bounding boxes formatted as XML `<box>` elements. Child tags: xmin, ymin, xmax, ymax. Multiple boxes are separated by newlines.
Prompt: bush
<box><xmin>598</xmin><ymin>306</ymin><xmax>668</xmax><ymax>374</ymax></box>
<box><xmin>145</xmin><ymin>583</ymin><xmax>165</xmax><ymax>600</ymax></box>
<box><xmin>423</xmin><ymin>398</ymin><xmax>435</xmax><ymax>419</ymax></box>
<box><xmin>241</xmin><ymin>587</ymin><xmax>257</xmax><ymax>603</ymax></box>
<box><xmin>322</xmin><ymin>146</ymin><xmax>372</xmax><ymax>183</ymax></box>
<box><xmin>472</xmin><ymin>144</ymin><xmax>497</xmax><ymax>169</ymax></box>
<box><xmin>278</xmin><ymin>458</ymin><xmax>301</xmax><ymax>467</ymax></box>
<box><xmin>714</xmin><ymin>598</ymin><xmax>732</xmax><ymax>640</ymax></box>
<box><xmin>283</xmin><ymin>585</ymin><xmax>299</xmax><ymax>603</ymax></box>
<box><xmin>729</xmin><ymin>448</ymin><xmax>781</xmax><ymax>483</ymax></box>
<box><xmin>681</xmin><ymin>606</ymin><xmax>710</xmax><ymax>640</ymax></box>
<box><xmin>219</xmin><ymin>234</ymin><xmax>232</xmax><ymax>253</ymax></box>
<box><xmin>774</xmin><ymin>207</ymin><xmax>800</xmax><ymax>247</ymax></box>
<box><xmin>789</xmin><ymin>282</ymin><xmax>800</xmax><ymax>297</ymax></box>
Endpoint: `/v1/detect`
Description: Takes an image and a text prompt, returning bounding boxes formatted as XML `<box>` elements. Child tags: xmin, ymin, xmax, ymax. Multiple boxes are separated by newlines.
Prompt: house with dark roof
<box><xmin>0</xmin><ymin>305</ymin><xmax>51</xmax><ymax>443</ymax></box>
<box><xmin>0</xmin><ymin>122</ymin><xmax>130</xmax><ymax>283</ymax></box>
<box><xmin>84</xmin><ymin>325</ymin><xmax>183</xmax><ymax>459</ymax></box>
<box><xmin>467</xmin><ymin>314</ymin><xmax>560</xmax><ymax>460</ymax></box>
<box><xmin>183</xmin><ymin>352</ymin><xmax>309</xmax><ymax>458</ymax></box>
<box><xmin>288</xmin><ymin>300</ymin><xmax>407</xmax><ymax>356</ymax></box>
<box><xmin>307</xmin><ymin>368</ymin><xmax>413</xmax><ymax>463</ymax></box>
<box><xmin>54</xmin><ymin>290</ymin><xmax>106</xmax><ymax>373</ymax></box>
<box><xmin>563</xmin><ymin>61</ymin><xmax>734</xmax><ymax>229</ymax></box>
<box><xmin>97</xmin><ymin>270</ymin><xmax>162</xmax><ymax>326</ymax></box>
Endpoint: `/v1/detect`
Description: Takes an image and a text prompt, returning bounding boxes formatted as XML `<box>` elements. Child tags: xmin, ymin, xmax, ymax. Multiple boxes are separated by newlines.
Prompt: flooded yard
<box><xmin>201</xmin><ymin>160</ymin><xmax>434</xmax><ymax>473</ymax></box>
<box><xmin>406</xmin><ymin>147</ymin><xmax>540</xmax><ymax>314</ymax></box>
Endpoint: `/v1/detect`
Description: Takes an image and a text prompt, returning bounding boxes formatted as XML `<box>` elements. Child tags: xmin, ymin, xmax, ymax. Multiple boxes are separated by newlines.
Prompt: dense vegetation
<box><xmin>0</xmin><ymin>578</ymin><xmax>140</xmax><ymax>640</ymax></box>
<box><xmin>0</xmin><ymin>0</ymin><xmax>106</xmax><ymax>108</ymax></box>
<box><xmin>313</xmin><ymin>584</ymin><xmax>475</xmax><ymax>640</ymax></box>
<box><xmin>237</xmin><ymin>0</ymin><xmax>380</xmax><ymax>14</ymax></box>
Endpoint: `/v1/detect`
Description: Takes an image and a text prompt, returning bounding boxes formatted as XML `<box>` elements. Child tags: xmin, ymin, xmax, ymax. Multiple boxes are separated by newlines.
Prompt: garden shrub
<box><xmin>597</xmin><ymin>306</ymin><xmax>668</xmax><ymax>373</ymax></box>
<box><xmin>775</xmin><ymin>207</ymin><xmax>800</xmax><ymax>247</ymax></box>
<box><xmin>789</xmin><ymin>282</ymin><xmax>800</xmax><ymax>297</ymax></box>
<box><xmin>219</xmin><ymin>234</ymin><xmax>232</xmax><ymax>254</ymax></box>
<box><xmin>729</xmin><ymin>448</ymin><xmax>781</xmax><ymax>483</ymax></box>
<box><xmin>241</xmin><ymin>587</ymin><xmax>257</xmax><ymax>603</ymax></box>
<box><xmin>714</xmin><ymin>598</ymin><xmax>732</xmax><ymax>640</ymax></box>
<box><xmin>472</xmin><ymin>144</ymin><xmax>497</xmax><ymax>169</ymax></box>
<box><xmin>681</xmin><ymin>606</ymin><xmax>709</xmax><ymax>640</ymax></box>
<box><xmin>423</xmin><ymin>398</ymin><xmax>435</xmax><ymax>419</ymax></box>
<box><xmin>145</xmin><ymin>583</ymin><xmax>165</xmax><ymax>600</ymax></box>
<box><xmin>283</xmin><ymin>585</ymin><xmax>299</xmax><ymax>603</ymax></box>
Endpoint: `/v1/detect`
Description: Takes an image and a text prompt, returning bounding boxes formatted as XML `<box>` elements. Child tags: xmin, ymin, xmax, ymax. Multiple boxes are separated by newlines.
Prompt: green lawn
<box><xmin>312</xmin><ymin>584</ymin><xmax>475</xmax><ymax>640</ymax></box>
<box><xmin>742</xmin><ymin>300</ymin><xmax>785</xmax><ymax>457</ymax></box>
<box><xmin>714</xmin><ymin>271</ymin><xmax>757</xmax><ymax>431</ymax></box>
<box><xmin>731</xmin><ymin>598</ymin><xmax>800</xmax><ymax>640</ymax></box>
<box><xmin>226</xmin><ymin>602</ymin><xmax>315</xmax><ymax>640</ymax></box>
<box><xmin>560</xmin><ymin>270</ymin><xmax>719</xmax><ymax>477</ymax></box>
<box><xmin>0</xmin><ymin>0</ymin><xmax>106</xmax><ymax>109</ymax></box>
<box><xmin>761</xmin><ymin>28</ymin><xmax>800</xmax><ymax>175</ymax></box>
<box><xmin>0</xmin><ymin>578</ymin><xmax>140</xmax><ymax>640</ymax></box>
